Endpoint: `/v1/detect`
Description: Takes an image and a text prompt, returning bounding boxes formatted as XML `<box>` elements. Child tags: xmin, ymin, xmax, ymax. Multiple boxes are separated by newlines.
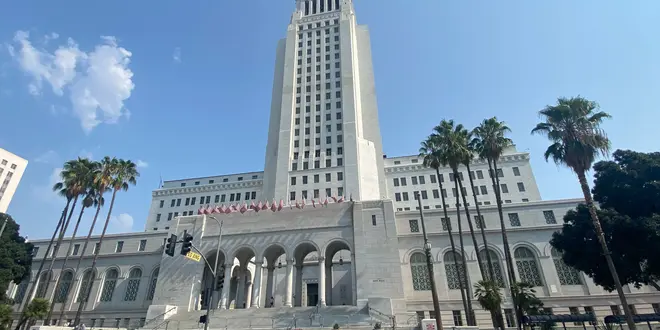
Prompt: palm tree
<box><xmin>419</xmin><ymin>137</ymin><xmax>470</xmax><ymax>324</ymax></box>
<box><xmin>46</xmin><ymin>159</ymin><xmax>100</xmax><ymax>323</ymax></box>
<box><xmin>74</xmin><ymin>158</ymin><xmax>139</xmax><ymax>324</ymax></box>
<box><xmin>511</xmin><ymin>282</ymin><xmax>544</xmax><ymax>325</ymax></box>
<box><xmin>70</xmin><ymin>157</ymin><xmax>115</xmax><ymax>326</ymax></box>
<box><xmin>463</xmin><ymin>136</ymin><xmax>496</xmax><ymax>283</ymax></box>
<box><xmin>14</xmin><ymin>175</ymin><xmax>74</xmax><ymax>330</ymax></box>
<box><xmin>474</xmin><ymin>280</ymin><xmax>505</xmax><ymax>330</ymax></box>
<box><xmin>432</xmin><ymin>120</ymin><xmax>480</xmax><ymax>326</ymax></box>
<box><xmin>531</xmin><ymin>96</ymin><xmax>636</xmax><ymax>330</ymax></box>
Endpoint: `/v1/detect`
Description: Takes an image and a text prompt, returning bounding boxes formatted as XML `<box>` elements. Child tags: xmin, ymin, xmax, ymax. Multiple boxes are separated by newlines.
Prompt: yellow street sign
<box><xmin>185</xmin><ymin>251</ymin><xmax>201</xmax><ymax>262</ymax></box>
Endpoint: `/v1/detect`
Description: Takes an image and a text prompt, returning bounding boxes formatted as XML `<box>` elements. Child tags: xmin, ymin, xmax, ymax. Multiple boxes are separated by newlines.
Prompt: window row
<box><xmin>299</xmin><ymin>1</ymin><xmax>341</xmax><ymax>17</ymax></box>
<box><xmin>298</xmin><ymin>22</ymin><xmax>340</xmax><ymax>37</ymax></box>
<box><xmin>290</xmin><ymin>186</ymin><xmax>344</xmax><ymax>201</ymax></box>
<box><xmin>393</xmin><ymin>183</ymin><xmax>527</xmax><ymax>203</ymax></box>
<box><xmin>293</xmin><ymin>145</ymin><xmax>343</xmax><ymax>159</ymax></box>
<box><xmin>410</xmin><ymin>246</ymin><xmax>582</xmax><ymax>292</ymax></box>
<box><xmin>177</xmin><ymin>174</ymin><xmax>258</xmax><ymax>187</ymax></box>
<box><xmin>32</xmin><ymin>239</ymin><xmax>149</xmax><ymax>260</ymax></box>
<box><xmin>392</xmin><ymin>167</ymin><xmax>523</xmax><ymax>187</ymax></box>
<box><xmin>295</xmin><ymin>81</ymin><xmax>342</xmax><ymax>106</ymax></box>
<box><xmin>291</xmin><ymin>171</ymin><xmax>344</xmax><ymax>185</ymax></box>
<box><xmin>293</xmin><ymin>135</ymin><xmax>343</xmax><ymax>148</ymax></box>
<box><xmin>292</xmin><ymin>148</ymin><xmax>343</xmax><ymax>170</ymax></box>
<box><xmin>160</xmin><ymin>191</ymin><xmax>259</xmax><ymax>208</ymax></box>
<box><xmin>406</xmin><ymin>210</ymin><xmax>557</xmax><ymax>234</ymax></box>
<box><xmin>13</xmin><ymin>267</ymin><xmax>160</xmax><ymax>307</ymax></box>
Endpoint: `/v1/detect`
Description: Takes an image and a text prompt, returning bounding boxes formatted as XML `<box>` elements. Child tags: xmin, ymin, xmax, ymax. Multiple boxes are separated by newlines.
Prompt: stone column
<box><xmin>251</xmin><ymin>262</ymin><xmax>262</xmax><ymax>308</ymax></box>
<box><xmin>318</xmin><ymin>257</ymin><xmax>327</xmax><ymax>306</ymax></box>
<box><xmin>236</xmin><ymin>269</ymin><xmax>245</xmax><ymax>308</ymax></box>
<box><xmin>350</xmin><ymin>253</ymin><xmax>357</xmax><ymax>305</ymax></box>
<box><xmin>265</xmin><ymin>266</ymin><xmax>275</xmax><ymax>307</ymax></box>
<box><xmin>220</xmin><ymin>263</ymin><xmax>232</xmax><ymax>309</ymax></box>
<box><xmin>295</xmin><ymin>265</ymin><xmax>303</xmax><ymax>306</ymax></box>
<box><xmin>245</xmin><ymin>280</ymin><xmax>253</xmax><ymax>308</ymax></box>
<box><xmin>284</xmin><ymin>259</ymin><xmax>294</xmax><ymax>307</ymax></box>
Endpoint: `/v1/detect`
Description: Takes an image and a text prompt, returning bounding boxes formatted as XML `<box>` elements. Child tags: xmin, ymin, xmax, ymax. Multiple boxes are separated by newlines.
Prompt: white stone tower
<box><xmin>262</xmin><ymin>0</ymin><xmax>387</xmax><ymax>203</ymax></box>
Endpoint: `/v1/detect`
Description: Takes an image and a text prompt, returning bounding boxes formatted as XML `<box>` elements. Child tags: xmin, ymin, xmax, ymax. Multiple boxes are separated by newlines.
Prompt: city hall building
<box><xmin>8</xmin><ymin>1</ymin><xmax>660</xmax><ymax>329</ymax></box>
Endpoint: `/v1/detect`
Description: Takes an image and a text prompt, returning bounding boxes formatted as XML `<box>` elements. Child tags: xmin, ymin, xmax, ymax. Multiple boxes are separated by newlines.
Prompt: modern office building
<box><xmin>8</xmin><ymin>1</ymin><xmax>659</xmax><ymax>329</ymax></box>
<box><xmin>0</xmin><ymin>147</ymin><xmax>28</xmax><ymax>213</ymax></box>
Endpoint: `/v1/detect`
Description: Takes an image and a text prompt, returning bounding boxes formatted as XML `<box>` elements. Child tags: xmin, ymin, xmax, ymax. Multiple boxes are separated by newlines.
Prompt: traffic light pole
<box><xmin>205</xmin><ymin>216</ymin><xmax>224</xmax><ymax>330</ymax></box>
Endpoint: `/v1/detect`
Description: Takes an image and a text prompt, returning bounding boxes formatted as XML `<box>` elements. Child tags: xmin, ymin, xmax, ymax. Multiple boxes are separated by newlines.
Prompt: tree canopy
<box><xmin>551</xmin><ymin>150</ymin><xmax>660</xmax><ymax>291</ymax></box>
<box><xmin>0</xmin><ymin>213</ymin><xmax>33</xmax><ymax>303</ymax></box>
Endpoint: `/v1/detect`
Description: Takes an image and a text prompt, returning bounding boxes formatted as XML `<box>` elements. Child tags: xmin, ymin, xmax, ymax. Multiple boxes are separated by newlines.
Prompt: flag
<box><xmin>256</xmin><ymin>201</ymin><xmax>263</xmax><ymax>212</ymax></box>
<box><xmin>224</xmin><ymin>205</ymin><xmax>232</xmax><ymax>214</ymax></box>
<box><xmin>213</xmin><ymin>205</ymin><xmax>221</xmax><ymax>214</ymax></box>
<box><xmin>261</xmin><ymin>201</ymin><xmax>269</xmax><ymax>211</ymax></box>
<box><xmin>206</xmin><ymin>205</ymin><xmax>213</xmax><ymax>214</ymax></box>
<box><xmin>250</xmin><ymin>201</ymin><xmax>256</xmax><ymax>210</ymax></box>
<box><xmin>331</xmin><ymin>196</ymin><xmax>338</xmax><ymax>202</ymax></box>
<box><xmin>301</xmin><ymin>199</ymin><xmax>306</xmax><ymax>209</ymax></box>
<box><xmin>240</xmin><ymin>203</ymin><xmax>248</xmax><ymax>214</ymax></box>
<box><xmin>312</xmin><ymin>199</ymin><xmax>316</xmax><ymax>208</ymax></box>
<box><xmin>295</xmin><ymin>201</ymin><xmax>301</xmax><ymax>209</ymax></box>
<box><xmin>323</xmin><ymin>198</ymin><xmax>328</xmax><ymax>206</ymax></box>
<box><xmin>197</xmin><ymin>207</ymin><xmax>204</xmax><ymax>215</ymax></box>
<box><xmin>338</xmin><ymin>196</ymin><xmax>344</xmax><ymax>203</ymax></box>
<box><xmin>278</xmin><ymin>199</ymin><xmax>284</xmax><ymax>211</ymax></box>
<box><xmin>270</xmin><ymin>199</ymin><xmax>277</xmax><ymax>212</ymax></box>
<box><xmin>231</xmin><ymin>204</ymin><xmax>238</xmax><ymax>211</ymax></box>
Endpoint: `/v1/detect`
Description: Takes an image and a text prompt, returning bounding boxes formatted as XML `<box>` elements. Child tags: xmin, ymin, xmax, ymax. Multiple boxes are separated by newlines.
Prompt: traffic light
<box><xmin>216</xmin><ymin>265</ymin><xmax>225</xmax><ymax>291</ymax></box>
<box><xmin>165</xmin><ymin>234</ymin><xmax>177</xmax><ymax>257</ymax></box>
<box><xmin>180</xmin><ymin>232</ymin><xmax>193</xmax><ymax>255</ymax></box>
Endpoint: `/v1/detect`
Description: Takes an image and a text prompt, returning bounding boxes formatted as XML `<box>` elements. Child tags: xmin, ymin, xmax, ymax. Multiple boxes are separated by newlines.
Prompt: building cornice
<box><xmin>384</xmin><ymin>153</ymin><xmax>531</xmax><ymax>174</ymax></box>
<box><xmin>152</xmin><ymin>180</ymin><xmax>264</xmax><ymax>197</ymax></box>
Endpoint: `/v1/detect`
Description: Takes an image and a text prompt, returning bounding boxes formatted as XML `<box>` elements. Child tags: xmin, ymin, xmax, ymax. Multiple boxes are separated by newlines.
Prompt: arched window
<box><xmin>124</xmin><ymin>268</ymin><xmax>142</xmax><ymax>301</ymax></box>
<box><xmin>77</xmin><ymin>269</ymin><xmax>96</xmax><ymax>303</ymax></box>
<box><xmin>410</xmin><ymin>253</ymin><xmax>431</xmax><ymax>291</ymax></box>
<box><xmin>551</xmin><ymin>248</ymin><xmax>582</xmax><ymax>285</ymax></box>
<box><xmin>146</xmin><ymin>268</ymin><xmax>159</xmax><ymax>301</ymax></box>
<box><xmin>13</xmin><ymin>279</ymin><xmax>29</xmax><ymax>305</ymax></box>
<box><xmin>100</xmin><ymin>269</ymin><xmax>119</xmax><ymax>302</ymax></box>
<box><xmin>479</xmin><ymin>249</ymin><xmax>506</xmax><ymax>287</ymax></box>
<box><xmin>35</xmin><ymin>271</ymin><xmax>52</xmax><ymax>298</ymax></box>
<box><xmin>55</xmin><ymin>271</ymin><xmax>74</xmax><ymax>303</ymax></box>
<box><xmin>514</xmin><ymin>247</ymin><xmax>543</xmax><ymax>286</ymax></box>
<box><xmin>444</xmin><ymin>252</ymin><xmax>466</xmax><ymax>290</ymax></box>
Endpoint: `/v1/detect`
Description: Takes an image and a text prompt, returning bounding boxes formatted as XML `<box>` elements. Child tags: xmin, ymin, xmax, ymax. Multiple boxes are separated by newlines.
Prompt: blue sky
<box><xmin>1</xmin><ymin>1</ymin><xmax>658</xmax><ymax>240</ymax></box>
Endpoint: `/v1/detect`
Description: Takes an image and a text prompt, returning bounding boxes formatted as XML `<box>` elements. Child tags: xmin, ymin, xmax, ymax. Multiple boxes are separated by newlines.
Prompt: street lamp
<box><xmin>416</xmin><ymin>192</ymin><xmax>443</xmax><ymax>330</ymax></box>
<box><xmin>205</xmin><ymin>215</ymin><xmax>224</xmax><ymax>330</ymax></box>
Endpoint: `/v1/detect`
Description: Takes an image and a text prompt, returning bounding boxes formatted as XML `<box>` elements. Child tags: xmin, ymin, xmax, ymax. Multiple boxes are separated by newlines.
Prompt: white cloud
<box><xmin>7</xmin><ymin>31</ymin><xmax>135</xmax><ymax>133</ymax></box>
<box><xmin>108</xmin><ymin>213</ymin><xmax>134</xmax><ymax>233</ymax></box>
<box><xmin>34</xmin><ymin>150</ymin><xmax>60</xmax><ymax>164</ymax></box>
<box><xmin>172</xmin><ymin>47</ymin><xmax>181</xmax><ymax>63</ymax></box>
<box><xmin>32</xmin><ymin>167</ymin><xmax>63</xmax><ymax>205</ymax></box>
<box><xmin>136</xmin><ymin>159</ymin><xmax>148</xmax><ymax>168</ymax></box>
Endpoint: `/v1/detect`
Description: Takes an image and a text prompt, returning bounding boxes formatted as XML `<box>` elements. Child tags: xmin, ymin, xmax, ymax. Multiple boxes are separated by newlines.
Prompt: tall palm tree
<box><xmin>42</xmin><ymin>159</ymin><xmax>94</xmax><ymax>297</ymax></box>
<box><xmin>45</xmin><ymin>159</ymin><xmax>100</xmax><ymax>323</ymax></box>
<box><xmin>433</xmin><ymin>120</ymin><xmax>480</xmax><ymax>326</ymax></box>
<box><xmin>14</xmin><ymin>175</ymin><xmax>74</xmax><ymax>330</ymax></box>
<box><xmin>531</xmin><ymin>96</ymin><xmax>636</xmax><ymax>330</ymax></box>
<box><xmin>471</xmin><ymin>117</ymin><xmax>519</xmax><ymax>328</ymax></box>
<box><xmin>70</xmin><ymin>157</ymin><xmax>115</xmax><ymax>326</ymax></box>
<box><xmin>419</xmin><ymin>137</ymin><xmax>470</xmax><ymax>324</ymax></box>
<box><xmin>463</xmin><ymin>136</ymin><xmax>496</xmax><ymax>282</ymax></box>
<box><xmin>474</xmin><ymin>280</ymin><xmax>505</xmax><ymax>330</ymax></box>
<box><xmin>74</xmin><ymin>158</ymin><xmax>139</xmax><ymax>324</ymax></box>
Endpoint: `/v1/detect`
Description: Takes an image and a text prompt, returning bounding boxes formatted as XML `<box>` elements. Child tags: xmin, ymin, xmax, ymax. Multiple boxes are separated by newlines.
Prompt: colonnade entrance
<box><xmin>200</xmin><ymin>239</ymin><xmax>355</xmax><ymax>310</ymax></box>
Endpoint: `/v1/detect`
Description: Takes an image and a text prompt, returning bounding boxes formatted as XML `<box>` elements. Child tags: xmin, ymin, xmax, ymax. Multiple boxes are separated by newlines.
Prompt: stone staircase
<box><xmin>146</xmin><ymin>306</ymin><xmax>381</xmax><ymax>330</ymax></box>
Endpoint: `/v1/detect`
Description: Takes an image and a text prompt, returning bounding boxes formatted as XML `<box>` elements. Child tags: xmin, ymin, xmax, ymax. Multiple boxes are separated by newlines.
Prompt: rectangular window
<box><xmin>167</xmin><ymin>213</ymin><xmax>173</xmax><ymax>221</ymax></box>
<box><xmin>138</xmin><ymin>240</ymin><xmax>147</xmax><ymax>252</ymax></box>
<box><xmin>314</xmin><ymin>174</ymin><xmax>320</xmax><ymax>183</ymax></box>
<box><xmin>543</xmin><ymin>210</ymin><xmax>557</xmax><ymax>224</ymax></box>
<box><xmin>402</xmin><ymin>192</ymin><xmax>409</xmax><ymax>201</ymax></box>
<box><xmin>418</xmin><ymin>176</ymin><xmax>426</xmax><ymax>184</ymax></box>
<box><xmin>245</xmin><ymin>192</ymin><xmax>250</xmax><ymax>200</ymax></box>
<box><xmin>221</xmin><ymin>194</ymin><xmax>226</xmax><ymax>202</ymax></box>
<box><xmin>508</xmin><ymin>213</ymin><xmax>521</xmax><ymax>227</ymax></box>
<box><xmin>156</xmin><ymin>214</ymin><xmax>161</xmax><ymax>222</ymax></box>
<box><xmin>500</xmin><ymin>184</ymin><xmax>509</xmax><ymax>193</ymax></box>
<box><xmin>326</xmin><ymin>173</ymin><xmax>331</xmax><ymax>182</ymax></box>
<box><xmin>302</xmin><ymin>176</ymin><xmax>308</xmax><ymax>184</ymax></box>
<box><xmin>409</xmin><ymin>220</ymin><xmax>420</xmax><ymax>233</ymax></box>
<box><xmin>185</xmin><ymin>198</ymin><xmax>190</xmax><ymax>206</ymax></box>
<box><xmin>159</xmin><ymin>200</ymin><xmax>164</xmax><ymax>208</ymax></box>
<box><xmin>517</xmin><ymin>182</ymin><xmax>526</xmax><ymax>192</ymax></box>
<box><xmin>72</xmin><ymin>244</ymin><xmax>80</xmax><ymax>256</ymax></box>
<box><xmin>452</xmin><ymin>311</ymin><xmax>463</xmax><ymax>326</ymax></box>
<box><xmin>432</xmin><ymin>189</ymin><xmax>439</xmax><ymax>199</ymax></box>
<box><xmin>215</xmin><ymin>195</ymin><xmax>220</xmax><ymax>203</ymax></box>
<box><xmin>411</xmin><ymin>176</ymin><xmax>418</xmax><ymax>185</ymax></box>
<box><xmin>610</xmin><ymin>305</ymin><xmax>621</xmax><ymax>316</ymax></box>
<box><xmin>115</xmin><ymin>241</ymin><xmax>124</xmax><ymax>253</ymax></box>
<box><xmin>652</xmin><ymin>303</ymin><xmax>660</xmax><ymax>314</ymax></box>
<box><xmin>170</xmin><ymin>199</ymin><xmax>175</xmax><ymax>207</ymax></box>
<box><xmin>395</xmin><ymin>193</ymin><xmax>401</xmax><ymax>201</ymax></box>
<box><xmin>400</xmin><ymin>177</ymin><xmax>407</xmax><ymax>186</ymax></box>
<box><xmin>337</xmin><ymin>172</ymin><xmax>343</xmax><ymax>181</ymax></box>
<box><xmin>372</xmin><ymin>215</ymin><xmax>377</xmax><ymax>226</ymax></box>
<box><xmin>476</xmin><ymin>170</ymin><xmax>484</xmax><ymax>179</ymax></box>
<box><xmin>93</xmin><ymin>243</ymin><xmax>100</xmax><ymax>255</ymax></box>
<box><xmin>338</xmin><ymin>187</ymin><xmax>344</xmax><ymax>196</ymax></box>
<box><xmin>441</xmin><ymin>218</ymin><xmax>451</xmax><ymax>231</ymax></box>
<box><xmin>430</xmin><ymin>175</ymin><xmax>437</xmax><ymax>183</ymax></box>
<box><xmin>421</xmin><ymin>190</ymin><xmax>428</xmax><ymax>200</ymax></box>
<box><xmin>290</xmin><ymin>191</ymin><xmax>296</xmax><ymax>201</ymax></box>
<box><xmin>230</xmin><ymin>194</ymin><xmax>235</xmax><ymax>202</ymax></box>
<box><xmin>191</xmin><ymin>197</ymin><xmax>196</xmax><ymax>205</ymax></box>
<box><xmin>474</xmin><ymin>215</ymin><xmax>485</xmax><ymax>229</ymax></box>
<box><xmin>480</xmin><ymin>186</ymin><xmax>488</xmax><ymax>195</ymax></box>
<box><xmin>513</xmin><ymin>167</ymin><xmax>521</xmax><ymax>176</ymax></box>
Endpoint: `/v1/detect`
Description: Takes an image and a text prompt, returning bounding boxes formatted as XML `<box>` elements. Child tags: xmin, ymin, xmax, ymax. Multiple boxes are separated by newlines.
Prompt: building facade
<box><xmin>0</xmin><ymin>147</ymin><xmax>28</xmax><ymax>214</ymax></box>
<box><xmin>8</xmin><ymin>1</ymin><xmax>660</xmax><ymax>329</ymax></box>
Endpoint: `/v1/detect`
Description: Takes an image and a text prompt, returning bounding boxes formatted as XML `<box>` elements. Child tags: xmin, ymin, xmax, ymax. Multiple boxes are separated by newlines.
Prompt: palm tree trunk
<box><xmin>436</xmin><ymin>168</ymin><xmax>470</xmax><ymax>326</ymax></box>
<box><xmin>466</xmin><ymin>163</ymin><xmax>496</xmax><ymax>282</ymax></box>
<box><xmin>71</xmin><ymin>189</ymin><xmax>106</xmax><ymax>326</ymax></box>
<box><xmin>491</xmin><ymin>158</ymin><xmax>520</xmax><ymax>330</ymax></box>
<box><xmin>50</xmin><ymin>203</ymin><xmax>87</xmax><ymax>324</ymax></box>
<box><xmin>43</xmin><ymin>196</ymin><xmax>79</xmax><ymax>296</ymax></box>
<box><xmin>577</xmin><ymin>171</ymin><xmax>637</xmax><ymax>330</ymax></box>
<box><xmin>457</xmin><ymin>175</ymin><xmax>486</xmax><ymax>279</ymax></box>
<box><xmin>14</xmin><ymin>200</ymin><xmax>70</xmax><ymax>330</ymax></box>
<box><xmin>75</xmin><ymin>189</ymin><xmax>118</xmax><ymax>324</ymax></box>
<box><xmin>453</xmin><ymin>175</ymin><xmax>475</xmax><ymax>326</ymax></box>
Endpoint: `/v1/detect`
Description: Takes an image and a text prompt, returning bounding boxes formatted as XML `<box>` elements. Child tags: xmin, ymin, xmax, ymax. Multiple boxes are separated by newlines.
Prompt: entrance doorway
<box><xmin>306</xmin><ymin>283</ymin><xmax>319</xmax><ymax>306</ymax></box>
